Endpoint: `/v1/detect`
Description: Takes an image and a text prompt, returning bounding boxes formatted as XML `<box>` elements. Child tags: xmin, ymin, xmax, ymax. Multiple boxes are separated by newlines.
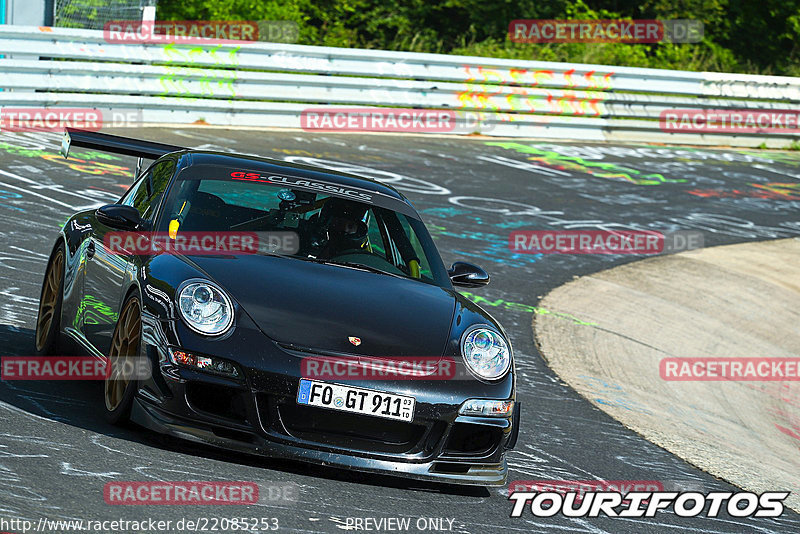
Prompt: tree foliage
<box><xmin>156</xmin><ymin>0</ymin><xmax>800</xmax><ymax>74</ymax></box>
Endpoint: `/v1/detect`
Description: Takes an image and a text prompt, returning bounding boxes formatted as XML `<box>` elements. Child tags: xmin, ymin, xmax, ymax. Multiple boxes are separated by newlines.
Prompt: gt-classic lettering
<box><xmin>230</xmin><ymin>171</ymin><xmax>373</xmax><ymax>201</ymax></box>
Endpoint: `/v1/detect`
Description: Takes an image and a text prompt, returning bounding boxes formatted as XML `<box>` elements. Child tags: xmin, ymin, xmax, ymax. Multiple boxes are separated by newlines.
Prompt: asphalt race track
<box><xmin>1</xmin><ymin>128</ymin><xmax>799</xmax><ymax>533</ymax></box>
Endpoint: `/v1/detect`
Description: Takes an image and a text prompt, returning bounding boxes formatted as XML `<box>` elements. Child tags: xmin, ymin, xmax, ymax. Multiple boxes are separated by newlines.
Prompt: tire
<box><xmin>104</xmin><ymin>294</ymin><xmax>142</xmax><ymax>425</ymax></box>
<box><xmin>35</xmin><ymin>243</ymin><xmax>65</xmax><ymax>355</ymax></box>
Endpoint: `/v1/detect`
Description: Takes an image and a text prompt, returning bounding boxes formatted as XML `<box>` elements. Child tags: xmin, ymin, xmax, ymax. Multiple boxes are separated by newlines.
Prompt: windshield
<box><xmin>156</xmin><ymin>169</ymin><xmax>450</xmax><ymax>287</ymax></box>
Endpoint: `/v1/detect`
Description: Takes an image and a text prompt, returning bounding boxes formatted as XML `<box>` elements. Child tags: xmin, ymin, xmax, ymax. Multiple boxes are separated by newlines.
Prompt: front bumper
<box><xmin>133</xmin><ymin>316</ymin><xmax>518</xmax><ymax>486</ymax></box>
<box><xmin>132</xmin><ymin>398</ymin><xmax>510</xmax><ymax>485</ymax></box>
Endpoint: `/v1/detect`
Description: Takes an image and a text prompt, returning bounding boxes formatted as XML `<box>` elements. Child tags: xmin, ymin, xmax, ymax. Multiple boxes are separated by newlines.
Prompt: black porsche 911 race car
<box><xmin>35</xmin><ymin>129</ymin><xmax>519</xmax><ymax>485</ymax></box>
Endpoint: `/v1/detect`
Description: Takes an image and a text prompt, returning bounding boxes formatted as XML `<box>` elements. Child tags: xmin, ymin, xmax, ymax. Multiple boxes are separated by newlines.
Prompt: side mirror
<box><xmin>96</xmin><ymin>204</ymin><xmax>145</xmax><ymax>230</ymax></box>
<box><xmin>448</xmin><ymin>261</ymin><xmax>490</xmax><ymax>287</ymax></box>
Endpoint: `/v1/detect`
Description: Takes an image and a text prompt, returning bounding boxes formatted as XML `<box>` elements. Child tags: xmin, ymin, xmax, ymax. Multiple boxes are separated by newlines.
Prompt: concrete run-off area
<box><xmin>535</xmin><ymin>238</ymin><xmax>800</xmax><ymax>511</ymax></box>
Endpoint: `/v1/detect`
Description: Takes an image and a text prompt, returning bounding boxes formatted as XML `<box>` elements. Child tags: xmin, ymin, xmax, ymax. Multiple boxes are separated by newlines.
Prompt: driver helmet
<box><xmin>319</xmin><ymin>197</ymin><xmax>369</xmax><ymax>253</ymax></box>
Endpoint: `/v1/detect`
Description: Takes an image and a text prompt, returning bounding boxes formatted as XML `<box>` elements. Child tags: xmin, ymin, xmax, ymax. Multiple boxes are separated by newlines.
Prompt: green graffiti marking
<box><xmin>158</xmin><ymin>65</ymin><xmax>237</xmax><ymax>99</ymax></box>
<box><xmin>0</xmin><ymin>142</ymin><xmax>129</xmax><ymax>176</ymax></box>
<box><xmin>486</xmin><ymin>141</ymin><xmax>687</xmax><ymax>185</ymax></box>
<box><xmin>75</xmin><ymin>294</ymin><xmax>119</xmax><ymax>328</ymax></box>
<box><xmin>163</xmin><ymin>42</ymin><xmax>240</xmax><ymax>67</ymax></box>
<box><xmin>0</xmin><ymin>143</ymin><xmax>115</xmax><ymax>161</ymax></box>
<box><xmin>459</xmin><ymin>291</ymin><xmax>597</xmax><ymax>326</ymax></box>
<box><xmin>159</xmin><ymin>43</ymin><xmax>240</xmax><ymax>100</ymax></box>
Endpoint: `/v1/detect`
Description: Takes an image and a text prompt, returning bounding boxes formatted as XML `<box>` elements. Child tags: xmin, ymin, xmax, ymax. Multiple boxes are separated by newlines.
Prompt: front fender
<box><xmin>440</xmin><ymin>291</ymin><xmax>516</xmax><ymax>401</ymax></box>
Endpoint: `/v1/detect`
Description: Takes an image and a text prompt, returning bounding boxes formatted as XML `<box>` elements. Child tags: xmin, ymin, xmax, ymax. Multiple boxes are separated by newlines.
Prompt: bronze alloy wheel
<box><xmin>105</xmin><ymin>296</ymin><xmax>141</xmax><ymax>414</ymax></box>
<box><xmin>35</xmin><ymin>247</ymin><xmax>64</xmax><ymax>353</ymax></box>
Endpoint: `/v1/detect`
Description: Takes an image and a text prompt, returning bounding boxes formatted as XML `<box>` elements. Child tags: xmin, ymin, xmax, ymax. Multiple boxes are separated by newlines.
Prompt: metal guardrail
<box><xmin>1</xmin><ymin>25</ymin><xmax>800</xmax><ymax>146</ymax></box>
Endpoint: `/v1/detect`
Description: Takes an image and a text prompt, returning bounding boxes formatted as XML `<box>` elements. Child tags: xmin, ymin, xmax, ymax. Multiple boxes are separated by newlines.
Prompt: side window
<box><xmin>120</xmin><ymin>160</ymin><xmax>175</xmax><ymax>220</ymax></box>
<box><xmin>119</xmin><ymin>173</ymin><xmax>149</xmax><ymax>211</ymax></box>
<box><xmin>119</xmin><ymin>174</ymin><xmax>147</xmax><ymax>207</ymax></box>
<box><xmin>398</xmin><ymin>216</ymin><xmax>434</xmax><ymax>280</ymax></box>
<box><xmin>144</xmin><ymin>160</ymin><xmax>174</xmax><ymax>219</ymax></box>
<box><xmin>374</xmin><ymin>209</ymin><xmax>434</xmax><ymax>281</ymax></box>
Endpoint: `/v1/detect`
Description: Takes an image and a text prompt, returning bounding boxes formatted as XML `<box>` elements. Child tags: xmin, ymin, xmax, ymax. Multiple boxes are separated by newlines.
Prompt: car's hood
<box><xmin>187</xmin><ymin>254</ymin><xmax>457</xmax><ymax>357</ymax></box>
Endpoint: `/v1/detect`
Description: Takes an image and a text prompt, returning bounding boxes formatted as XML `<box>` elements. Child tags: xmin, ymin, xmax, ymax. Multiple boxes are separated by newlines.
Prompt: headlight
<box><xmin>177</xmin><ymin>280</ymin><xmax>234</xmax><ymax>336</ymax></box>
<box><xmin>461</xmin><ymin>327</ymin><xmax>511</xmax><ymax>380</ymax></box>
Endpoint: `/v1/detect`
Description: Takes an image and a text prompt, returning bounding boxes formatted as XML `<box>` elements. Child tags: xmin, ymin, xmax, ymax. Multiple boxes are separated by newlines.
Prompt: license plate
<box><xmin>296</xmin><ymin>379</ymin><xmax>415</xmax><ymax>422</ymax></box>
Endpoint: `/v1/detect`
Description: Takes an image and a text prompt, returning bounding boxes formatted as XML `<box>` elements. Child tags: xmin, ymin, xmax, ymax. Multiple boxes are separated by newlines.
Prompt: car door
<box><xmin>83</xmin><ymin>158</ymin><xmax>176</xmax><ymax>354</ymax></box>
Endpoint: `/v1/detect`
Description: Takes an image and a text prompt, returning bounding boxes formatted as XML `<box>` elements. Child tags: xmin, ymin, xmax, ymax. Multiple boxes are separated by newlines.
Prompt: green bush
<box><xmin>156</xmin><ymin>0</ymin><xmax>800</xmax><ymax>75</ymax></box>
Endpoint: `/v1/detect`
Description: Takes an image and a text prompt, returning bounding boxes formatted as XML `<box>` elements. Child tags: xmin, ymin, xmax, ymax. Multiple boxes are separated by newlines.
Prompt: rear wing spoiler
<box><xmin>60</xmin><ymin>128</ymin><xmax>186</xmax><ymax>160</ymax></box>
